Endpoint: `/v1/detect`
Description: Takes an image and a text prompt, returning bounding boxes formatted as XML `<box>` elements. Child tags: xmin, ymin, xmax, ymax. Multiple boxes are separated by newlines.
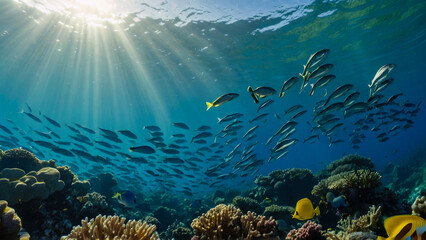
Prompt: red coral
<box><xmin>285</xmin><ymin>221</ymin><xmax>325</xmax><ymax>240</ymax></box>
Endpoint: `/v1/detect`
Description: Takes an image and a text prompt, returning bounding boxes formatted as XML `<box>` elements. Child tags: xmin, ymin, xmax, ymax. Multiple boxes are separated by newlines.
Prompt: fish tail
<box><xmin>206</xmin><ymin>102</ymin><xmax>214</xmax><ymax>111</ymax></box>
<box><xmin>247</xmin><ymin>86</ymin><xmax>253</xmax><ymax>93</ymax></box>
<box><xmin>279</xmin><ymin>92</ymin><xmax>284</xmax><ymax>97</ymax></box>
<box><xmin>314</xmin><ymin>206</ymin><xmax>320</xmax><ymax>216</ymax></box>
<box><xmin>18</xmin><ymin>108</ymin><xmax>25</xmax><ymax>114</ymax></box>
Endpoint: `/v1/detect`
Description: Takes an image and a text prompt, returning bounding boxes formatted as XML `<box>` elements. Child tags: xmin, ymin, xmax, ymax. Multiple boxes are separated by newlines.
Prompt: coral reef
<box><xmin>233</xmin><ymin>196</ymin><xmax>263</xmax><ymax>214</ymax></box>
<box><xmin>0</xmin><ymin>167</ymin><xmax>65</xmax><ymax>205</ymax></box>
<box><xmin>285</xmin><ymin>221</ymin><xmax>325</xmax><ymax>240</ymax></box>
<box><xmin>191</xmin><ymin>204</ymin><xmax>279</xmax><ymax>240</ymax></box>
<box><xmin>89</xmin><ymin>172</ymin><xmax>117</xmax><ymax>198</ymax></box>
<box><xmin>62</xmin><ymin>215</ymin><xmax>160</xmax><ymax>240</ymax></box>
<box><xmin>154</xmin><ymin>206</ymin><xmax>178</xmax><ymax>231</ymax></box>
<box><xmin>0</xmin><ymin>149</ymin><xmax>56</xmax><ymax>172</ymax></box>
<box><xmin>337</xmin><ymin>205</ymin><xmax>382</xmax><ymax>233</ymax></box>
<box><xmin>263</xmin><ymin>205</ymin><xmax>295</xmax><ymax>223</ymax></box>
<box><xmin>251</xmin><ymin>169</ymin><xmax>316</xmax><ymax>206</ymax></box>
<box><xmin>316</xmin><ymin>155</ymin><xmax>374</xmax><ymax>180</ymax></box>
<box><xmin>0</xmin><ymin>200</ymin><xmax>29</xmax><ymax>240</ymax></box>
<box><xmin>173</xmin><ymin>226</ymin><xmax>193</xmax><ymax>240</ymax></box>
<box><xmin>325</xmin><ymin>205</ymin><xmax>382</xmax><ymax>240</ymax></box>
<box><xmin>412</xmin><ymin>195</ymin><xmax>426</xmax><ymax>219</ymax></box>
<box><xmin>78</xmin><ymin>192</ymin><xmax>114</xmax><ymax>219</ymax></box>
<box><xmin>312</xmin><ymin>170</ymin><xmax>381</xmax><ymax>197</ymax></box>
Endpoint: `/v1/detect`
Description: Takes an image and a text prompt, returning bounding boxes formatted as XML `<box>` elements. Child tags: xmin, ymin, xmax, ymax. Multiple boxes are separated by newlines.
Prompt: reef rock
<box><xmin>0</xmin><ymin>200</ymin><xmax>29</xmax><ymax>240</ymax></box>
<box><xmin>252</xmin><ymin>168</ymin><xmax>316</xmax><ymax>206</ymax></box>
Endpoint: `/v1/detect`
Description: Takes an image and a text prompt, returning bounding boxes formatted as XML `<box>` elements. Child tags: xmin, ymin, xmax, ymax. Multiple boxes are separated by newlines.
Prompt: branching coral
<box><xmin>285</xmin><ymin>221</ymin><xmax>325</xmax><ymax>240</ymax></box>
<box><xmin>62</xmin><ymin>215</ymin><xmax>159</xmax><ymax>240</ymax></box>
<box><xmin>191</xmin><ymin>204</ymin><xmax>279</xmax><ymax>240</ymax></box>
<box><xmin>337</xmin><ymin>205</ymin><xmax>382</xmax><ymax>233</ymax></box>
<box><xmin>191</xmin><ymin>204</ymin><xmax>242</xmax><ymax>239</ymax></box>
<box><xmin>412</xmin><ymin>195</ymin><xmax>426</xmax><ymax>219</ymax></box>
<box><xmin>241</xmin><ymin>211</ymin><xmax>278</xmax><ymax>239</ymax></box>
<box><xmin>312</xmin><ymin>170</ymin><xmax>381</xmax><ymax>197</ymax></box>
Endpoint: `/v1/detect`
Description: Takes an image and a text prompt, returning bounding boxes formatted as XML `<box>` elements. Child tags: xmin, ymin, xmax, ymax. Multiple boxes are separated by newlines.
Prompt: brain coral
<box><xmin>62</xmin><ymin>215</ymin><xmax>159</xmax><ymax>240</ymax></box>
<box><xmin>0</xmin><ymin>167</ymin><xmax>65</xmax><ymax>205</ymax></box>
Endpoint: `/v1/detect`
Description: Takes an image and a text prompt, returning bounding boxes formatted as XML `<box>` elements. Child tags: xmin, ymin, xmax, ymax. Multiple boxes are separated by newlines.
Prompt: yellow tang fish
<box><xmin>292</xmin><ymin>198</ymin><xmax>320</xmax><ymax>221</ymax></box>
<box><xmin>377</xmin><ymin>215</ymin><xmax>426</xmax><ymax>240</ymax></box>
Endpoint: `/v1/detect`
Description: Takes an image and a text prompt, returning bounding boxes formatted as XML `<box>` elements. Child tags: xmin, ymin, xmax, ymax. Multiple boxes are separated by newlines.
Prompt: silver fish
<box><xmin>369</xmin><ymin>64</ymin><xmax>396</xmax><ymax>96</ymax></box>
<box><xmin>309</xmin><ymin>75</ymin><xmax>336</xmax><ymax>96</ymax></box>
<box><xmin>279</xmin><ymin>76</ymin><xmax>299</xmax><ymax>97</ymax></box>
<box><xmin>323</xmin><ymin>84</ymin><xmax>353</xmax><ymax>107</ymax></box>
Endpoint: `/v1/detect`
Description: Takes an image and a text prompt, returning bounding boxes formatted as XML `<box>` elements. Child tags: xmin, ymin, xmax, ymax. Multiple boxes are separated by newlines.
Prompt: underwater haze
<box><xmin>0</xmin><ymin>0</ymin><xmax>426</xmax><ymax>239</ymax></box>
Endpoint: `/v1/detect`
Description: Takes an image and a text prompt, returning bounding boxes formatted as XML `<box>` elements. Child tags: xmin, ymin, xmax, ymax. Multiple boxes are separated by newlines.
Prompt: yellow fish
<box><xmin>377</xmin><ymin>215</ymin><xmax>426</xmax><ymax>240</ymax></box>
<box><xmin>265</xmin><ymin>197</ymin><xmax>272</xmax><ymax>203</ymax></box>
<box><xmin>206</xmin><ymin>93</ymin><xmax>239</xmax><ymax>111</ymax></box>
<box><xmin>292</xmin><ymin>198</ymin><xmax>320</xmax><ymax>221</ymax></box>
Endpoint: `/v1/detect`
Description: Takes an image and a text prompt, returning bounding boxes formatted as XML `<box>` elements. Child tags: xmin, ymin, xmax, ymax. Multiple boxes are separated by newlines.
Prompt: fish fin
<box><xmin>247</xmin><ymin>86</ymin><xmax>253</xmax><ymax>92</ymax></box>
<box><xmin>250</xmin><ymin>93</ymin><xmax>259</xmax><ymax>103</ymax></box>
<box><xmin>206</xmin><ymin>102</ymin><xmax>214</xmax><ymax>111</ymax></box>
<box><xmin>314</xmin><ymin>206</ymin><xmax>320</xmax><ymax>216</ymax></box>
<box><xmin>376</xmin><ymin>237</ymin><xmax>389</xmax><ymax>240</ymax></box>
<box><xmin>217</xmin><ymin>117</ymin><xmax>222</xmax><ymax>123</ymax></box>
<box><xmin>324</xmin><ymin>89</ymin><xmax>328</xmax><ymax>97</ymax></box>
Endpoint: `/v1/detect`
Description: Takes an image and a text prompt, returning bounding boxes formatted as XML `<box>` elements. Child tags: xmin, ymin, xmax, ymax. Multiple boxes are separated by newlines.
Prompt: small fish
<box><xmin>290</xmin><ymin>110</ymin><xmax>307</xmax><ymax>120</ymax></box>
<box><xmin>118</xmin><ymin>130</ymin><xmax>137</xmax><ymax>139</ymax></box>
<box><xmin>243</xmin><ymin>126</ymin><xmax>259</xmax><ymax>139</ymax></box>
<box><xmin>217</xmin><ymin>113</ymin><xmax>243</xmax><ymax>123</ymax></box>
<box><xmin>33</xmin><ymin>140</ymin><xmax>57</xmax><ymax>149</ymax></box>
<box><xmin>301</xmin><ymin>49</ymin><xmax>330</xmax><ymax>77</ymax></box>
<box><xmin>129</xmin><ymin>145</ymin><xmax>155</xmax><ymax>154</ymax></box>
<box><xmin>206</xmin><ymin>93</ymin><xmax>239</xmax><ymax>110</ymax></box>
<box><xmin>172</xmin><ymin>122</ymin><xmax>190</xmax><ymax>130</ymax></box>
<box><xmin>247</xmin><ymin>86</ymin><xmax>277</xmax><ymax>103</ymax></box>
<box><xmin>293</xmin><ymin>198</ymin><xmax>320</xmax><ymax>221</ymax></box>
<box><xmin>369</xmin><ymin>64</ymin><xmax>396</xmax><ymax>96</ymax></box>
<box><xmin>323</xmin><ymin>84</ymin><xmax>353</xmax><ymax>107</ymax></box>
<box><xmin>43</xmin><ymin>115</ymin><xmax>61</xmax><ymax>128</ymax></box>
<box><xmin>164</xmin><ymin>157</ymin><xmax>184</xmax><ymax>164</ymax></box>
<box><xmin>309</xmin><ymin>74</ymin><xmax>335</xmax><ymax>96</ymax></box>
<box><xmin>0</xmin><ymin>124</ymin><xmax>12</xmax><ymax>135</ymax></box>
<box><xmin>279</xmin><ymin>76</ymin><xmax>299</xmax><ymax>97</ymax></box>
<box><xmin>21</xmin><ymin>111</ymin><xmax>42</xmax><ymax>123</ymax></box>
<box><xmin>257</xmin><ymin>99</ymin><xmax>274</xmax><ymax>112</ymax></box>
<box><xmin>331</xmin><ymin>195</ymin><xmax>348</xmax><ymax>208</ymax></box>
<box><xmin>377</xmin><ymin>215</ymin><xmax>425</xmax><ymax>240</ymax></box>
<box><xmin>192</xmin><ymin>132</ymin><xmax>213</xmax><ymax>143</ymax></box>
<box><xmin>274</xmin><ymin>114</ymin><xmax>281</xmax><ymax>120</ymax></box>
<box><xmin>343</xmin><ymin>92</ymin><xmax>361</xmax><ymax>107</ymax></box>
<box><xmin>285</xmin><ymin>105</ymin><xmax>303</xmax><ymax>115</ymax></box>
<box><xmin>52</xmin><ymin>148</ymin><xmax>74</xmax><ymax>157</ymax></box>
<box><xmin>113</xmin><ymin>191</ymin><xmax>137</xmax><ymax>208</ymax></box>
<box><xmin>301</xmin><ymin>63</ymin><xmax>333</xmax><ymax>93</ymax></box>
<box><xmin>373</xmin><ymin>77</ymin><xmax>394</xmax><ymax>95</ymax></box>
<box><xmin>144</xmin><ymin>125</ymin><xmax>161</xmax><ymax>131</ymax></box>
<box><xmin>249</xmin><ymin>113</ymin><xmax>269</xmax><ymax>123</ymax></box>
<box><xmin>387</xmin><ymin>93</ymin><xmax>403</xmax><ymax>104</ymax></box>
<box><xmin>196</xmin><ymin>125</ymin><xmax>211</xmax><ymax>131</ymax></box>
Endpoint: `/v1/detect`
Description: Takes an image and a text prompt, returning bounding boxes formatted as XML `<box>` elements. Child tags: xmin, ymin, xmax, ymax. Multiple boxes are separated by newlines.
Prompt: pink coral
<box><xmin>285</xmin><ymin>221</ymin><xmax>325</xmax><ymax>240</ymax></box>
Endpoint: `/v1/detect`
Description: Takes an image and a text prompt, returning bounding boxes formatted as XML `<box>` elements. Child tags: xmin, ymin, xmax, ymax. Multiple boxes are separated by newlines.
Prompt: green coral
<box><xmin>263</xmin><ymin>205</ymin><xmax>294</xmax><ymax>221</ymax></box>
<box><xmin>316</xmin><ymin>155</ymin><xmax>374</xmax><ymax>180</ymax></box>
<box><xmin>312</xmin><ymin>169</ymin><xmax>381</xmax><ymax>197</ymax></box>
<box><xmin>232</xmin><ymin>196</ymin><xmax>263</xmax><ymax>214</ymax></box>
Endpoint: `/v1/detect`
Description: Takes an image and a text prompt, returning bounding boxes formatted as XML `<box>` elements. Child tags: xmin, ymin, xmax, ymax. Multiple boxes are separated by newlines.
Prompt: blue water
<box><xmin>0</xmin><ymin>0</ymin><xmax>425</xmax><ymax>197</ymax></box>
